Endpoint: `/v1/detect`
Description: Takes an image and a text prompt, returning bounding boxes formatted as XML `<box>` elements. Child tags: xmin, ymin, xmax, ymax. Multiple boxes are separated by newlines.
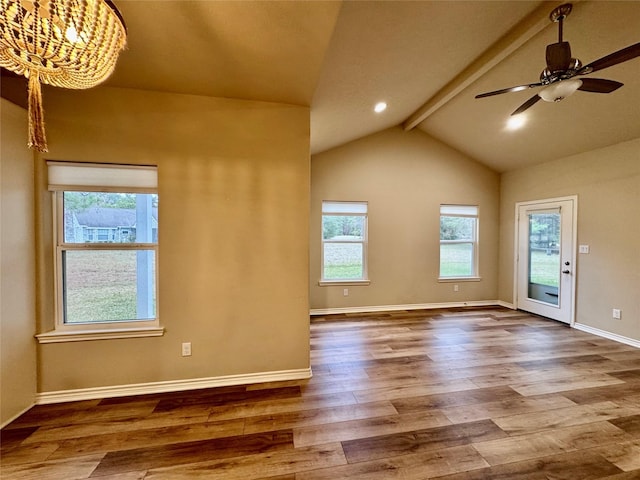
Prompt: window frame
<box><xmin>37</xmin><ymin>162</ymin><xmax>163</xmax><ymax>343</ymax></box>
<box><xmin>439</xmin><ymin>204</ymin><xmax>480</xmax><ymax>281</ymax></box>
<box><xmin>320</xmin><ymin>201</ymin><xmax>370</xmax><ymax>285</ymax></box>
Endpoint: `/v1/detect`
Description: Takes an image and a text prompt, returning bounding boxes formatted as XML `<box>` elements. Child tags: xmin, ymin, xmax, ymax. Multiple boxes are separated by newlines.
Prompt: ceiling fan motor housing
<box><xmin>546</xmin><ymin>42</ymin><xmax>572</xmax><ymax>71</ymax></box>
<box><xmin>542</xmin><ymin>42</ymin><xmax>583</xmax><ymax>84</ymax></box>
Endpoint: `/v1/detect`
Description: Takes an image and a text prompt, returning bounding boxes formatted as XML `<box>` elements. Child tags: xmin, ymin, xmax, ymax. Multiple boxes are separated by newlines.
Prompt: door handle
<box><xmin>562</xmin><ymin>270</ymin><xmax>570</xmax><ymax>274</ymax></box>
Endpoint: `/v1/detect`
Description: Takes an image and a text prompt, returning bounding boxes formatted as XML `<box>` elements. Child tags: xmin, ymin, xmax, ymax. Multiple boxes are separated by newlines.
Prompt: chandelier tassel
<box><xmin>27</xmin><ymin>71</ymin><xmax>48</xmax><ymax>152</ymax></box>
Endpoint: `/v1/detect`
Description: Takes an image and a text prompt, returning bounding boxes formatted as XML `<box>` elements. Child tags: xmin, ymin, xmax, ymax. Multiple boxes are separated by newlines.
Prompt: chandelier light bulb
<box><xmin>65</xmin><ymin>26</ymin><xmax>80</xmax><ymax>43</ymax></box>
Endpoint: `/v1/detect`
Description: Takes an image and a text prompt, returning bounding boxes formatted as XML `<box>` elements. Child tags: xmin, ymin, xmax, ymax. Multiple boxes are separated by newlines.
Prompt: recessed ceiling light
<box><xmin>374</xmin><ymin>102</ymin><xmax>387</xmax><ymax>113</ymax></box>
<box><xmin>506</xmin><ymin>114</ymin><xmax>527</xmax><ymax>130</ymax></box>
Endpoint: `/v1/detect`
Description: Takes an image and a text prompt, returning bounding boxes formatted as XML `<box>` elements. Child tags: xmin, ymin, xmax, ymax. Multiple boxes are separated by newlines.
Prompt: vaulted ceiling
<box><xmin>3</xmin><ymin>1</ymin><xmax>640</xmax><ymax>172</ymax></box>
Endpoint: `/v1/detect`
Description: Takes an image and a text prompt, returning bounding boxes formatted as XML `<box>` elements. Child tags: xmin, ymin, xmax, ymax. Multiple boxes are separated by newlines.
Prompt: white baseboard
<box><xmin>496</xmin><ymin>300</ymin><xmax>516</xmax><ymax>310</ymax></box>
<box><xmin>35</xmin><ymin>367</ymin><xmax>312</xmax><ymax>405</ymax></box>
<box><xmin>573</xmin><ymin>323</ymin><xmax>640</xmax><ymax>349</ymax></box>
<box><xmin>310</xmin><ymin>300</ymin><xmax>506</xmax><ymax>316</ymax></box>
<box><xmin>1</xmin><ymin>403</ymin><xmax>35</xmax><ymax>429</ymax></box>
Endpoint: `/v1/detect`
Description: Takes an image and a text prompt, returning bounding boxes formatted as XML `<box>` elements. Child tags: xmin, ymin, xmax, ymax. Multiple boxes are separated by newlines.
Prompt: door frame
<box><xmin>513</xmin><ymin>195</ymin><xmax>578</xmax><ymax>326</ymax></box>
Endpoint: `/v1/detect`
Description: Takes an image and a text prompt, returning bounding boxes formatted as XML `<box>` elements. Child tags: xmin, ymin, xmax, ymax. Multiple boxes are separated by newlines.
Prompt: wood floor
<box><xmin>2</xmin><ymin>307</ymin><xmax>640</xmax><ymax>479</ymax></box>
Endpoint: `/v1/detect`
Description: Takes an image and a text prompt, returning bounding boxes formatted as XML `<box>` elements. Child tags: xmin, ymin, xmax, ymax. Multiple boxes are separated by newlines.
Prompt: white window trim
<box><xmin>321</xmin><ymin>201</ymin><xmax>369</xmax><ymax>284</ymax></box>
<box><xmin>438</xmin><ymin>276</ymin><xmax>482</xmax><ymax>283</ymax></box>
<box><xmin>36</xmin><ymin>326</ymin><xmax>165</xmax><ymax>343</ymax></box>
<box><xmin>439</xmin><ymin>205</ymin><xmax>480</xmax><ymax>280</ymax></box>
<box><xmin>318</xmin><ymin>279</ymin><xmax>371</xmax><ymax>287</ymax></box>
<box><xmin>37</xmin><ymin>162</ymin><xmax>163</xmax><ymax>343</ymax></box>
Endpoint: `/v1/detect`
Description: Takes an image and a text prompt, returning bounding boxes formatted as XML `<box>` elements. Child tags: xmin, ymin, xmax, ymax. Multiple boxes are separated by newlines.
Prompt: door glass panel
<box><xmin>527</xmin><ymin>212</ymin><xmax>560</xmax><ymax>305</ymax></box>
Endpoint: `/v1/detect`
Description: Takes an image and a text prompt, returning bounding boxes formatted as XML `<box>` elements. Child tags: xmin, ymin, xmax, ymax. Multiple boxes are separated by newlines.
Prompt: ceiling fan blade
<box><xmin>580</xmin><ymin>42</ymin><xmax>640</xmax><ymax>74</ymax></box>
<box><xmin>511</xmin><ymin>94</ymin><xmax>541</xmax><ymax>116</ymax></box>
<box><xmin>578</xmin><ymin>78</ymin><xmax>623</xmax><ymax>94</ymax></box>
<box><xmin>475</xmin><ymin>83</ymin><xmax>543</xmax><ymax>99</ymax></box>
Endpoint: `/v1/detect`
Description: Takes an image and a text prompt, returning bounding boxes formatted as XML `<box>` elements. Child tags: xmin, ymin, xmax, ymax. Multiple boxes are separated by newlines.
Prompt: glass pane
<box><xmin>440</xmin><ymin>243</ymin><xmax>473</xmax><ymax>277</ymax></box>
<box><xmin>440</xmin><ymin>216</ymin><xmax>476</xmax><ymax>241</ymax></box>
<box><xmin>323</xmin><ymin>243</ymin><xmax>363</xmax><ymax>280</ymax></box>
<box><xmin>323</xmin><ymin>215</ymin><xmax>365</xmax><ymax>241</ymax></box>
<box><xmin>63</xmin><ymin>250</ymin><xmax>156</xmax><ymax>323</ymax></box>
<box><xmin>527</xmin><ymin>213</ymin><xmax>560</xmax><ymax>305</ymax></box>
<box><xmin>63</xmin><ymin>192</ymin><xmax>158</xmax><ymax>244</ymax></box>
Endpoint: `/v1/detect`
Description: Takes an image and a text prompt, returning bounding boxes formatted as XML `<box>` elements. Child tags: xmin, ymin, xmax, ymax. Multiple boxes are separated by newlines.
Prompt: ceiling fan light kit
<box><xmin>476</xmin><ymin>3</ymin><xmax>640</xmax><ymax>117</ymax></box>
<box><xmin>539</xmin><ymin>78</ymin><xmax>582</xmax><ymax>103</ymax></box>
<box><xmin>0</xmin><ymin>0</ymin><xmax>127</xmax><ymax>151</ymax></box>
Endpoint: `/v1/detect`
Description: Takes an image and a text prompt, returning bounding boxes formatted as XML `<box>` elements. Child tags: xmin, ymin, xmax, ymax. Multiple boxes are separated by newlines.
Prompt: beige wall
<box><xmin>4</xmin><ymin>79</ymin><xmax>636</xmax><ymax>402</ymax></box>
<box><xmin>34</xmin><ymin>87</ymin><xmax>311</xmax><ymax>393</ymax></box>
<box><xmin>310</xmin><ymin>127</ymin><xmax>500</xmax><ymax>310</ymax></box>
<box><xmin>1</xmin><ymin>99</ymin><xmax>37</xmax><ymax>425</ymax></box>
<box><xmin>499</xmin><ymin>138</ymin><xmax>640</xmax><ymax>341</ymax></box>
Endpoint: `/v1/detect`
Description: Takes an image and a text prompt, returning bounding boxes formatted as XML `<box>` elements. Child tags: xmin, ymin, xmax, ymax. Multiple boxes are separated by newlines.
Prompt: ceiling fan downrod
<box><xmin>550</xmin><ymin>3</ymin><xmax>573</xmax><ymax>43</ymax></box>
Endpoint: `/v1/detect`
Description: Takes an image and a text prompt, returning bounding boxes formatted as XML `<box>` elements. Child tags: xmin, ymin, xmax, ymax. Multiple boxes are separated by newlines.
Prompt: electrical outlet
<box><xmin>579</xmin><ymin>245</ymin><xmax>590</xmax><ymax>254</ymax></box>
<box><xmin>181</xmin><ymin>342</ymin><xmax>192</xmax><ymax>356</ymax></box>
<box><xmin>343</xmin><ymin>288</ymin><xmax>349</xmax><ymax>296</ymax></box>
<box><xmin>612</xmin><ymin>309</ymin><xmax>621</xmax><ymax>320</ymax></box>
<box><xmin>453</xmin><ymin>284</ymin><xmax>459</xmax><ymax>292</ymax></box>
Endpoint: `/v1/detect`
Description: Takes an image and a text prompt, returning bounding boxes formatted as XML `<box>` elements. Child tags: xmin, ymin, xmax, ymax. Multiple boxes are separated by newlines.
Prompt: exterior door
<box><xmin>516</xmin><ymin>197</ymin><xmax>576</xmax><ymax>324</ymax></box>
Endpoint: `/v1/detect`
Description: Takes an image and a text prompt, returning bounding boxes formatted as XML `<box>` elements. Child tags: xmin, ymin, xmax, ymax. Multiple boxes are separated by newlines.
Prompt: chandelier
<box><xmin>0</xmin><ymin>0</ymin><xmax>127</xmax><ymax>151</ymax></box>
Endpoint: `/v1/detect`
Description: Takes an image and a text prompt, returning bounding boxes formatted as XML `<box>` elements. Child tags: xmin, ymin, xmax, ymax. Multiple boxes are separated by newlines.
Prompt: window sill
<box><xmin>36</xmin><ymin>326</ymin><xmax>165</xmax><ymax>344</ymax></box>
<box><xmin>318</xmin><ymin>279</ymin><xmax>371</xmax><ymax>287</ymax></box>
<box><xmin>438</xmin><ymin>277</ymin><xmax>482</xmax><ymax>283</ymax></box>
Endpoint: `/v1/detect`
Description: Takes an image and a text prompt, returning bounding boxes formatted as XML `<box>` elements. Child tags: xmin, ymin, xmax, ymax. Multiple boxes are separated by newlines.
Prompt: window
<box><xmin>321</xmin><ymin>201</ymin><xmax>368</xmax><ymax>283</ymax></box>
<box><xmin>439</xmin><ymin>205</ymin><xmax>479</xmax><ymax>279</ymax></box>
<box><xmin>97</xmin><ymin>228</ymin><xmax>110</xmax><ymax>242</ymax></box>
<box><xmin>40</xmin><ymin>162</ymin><xmax>162</xmax><ymax>341</ymax></box>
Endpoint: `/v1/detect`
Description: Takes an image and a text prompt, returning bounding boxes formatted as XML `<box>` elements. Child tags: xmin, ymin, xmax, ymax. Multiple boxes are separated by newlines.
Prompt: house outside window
<box><xmin>439</xmin><ymin>205</ymin><xmax>479</xmax><ymax>279</ymax></box>
<box><xmin>39</xmin><ymin>162</ymin><xmax>163</xmax><ymax>341</ymax></box>
<box><xmin>321</xmin><ymin>201</ymin><xmax>368</xmax><ymax>283</ymax></box>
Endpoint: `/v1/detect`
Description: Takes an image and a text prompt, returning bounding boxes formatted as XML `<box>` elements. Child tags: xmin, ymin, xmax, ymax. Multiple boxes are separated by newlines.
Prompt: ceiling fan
<box><xmin>475</xmin><ymin>3</ymin><xmax>640</xmax><ymax>116</ymax></box>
